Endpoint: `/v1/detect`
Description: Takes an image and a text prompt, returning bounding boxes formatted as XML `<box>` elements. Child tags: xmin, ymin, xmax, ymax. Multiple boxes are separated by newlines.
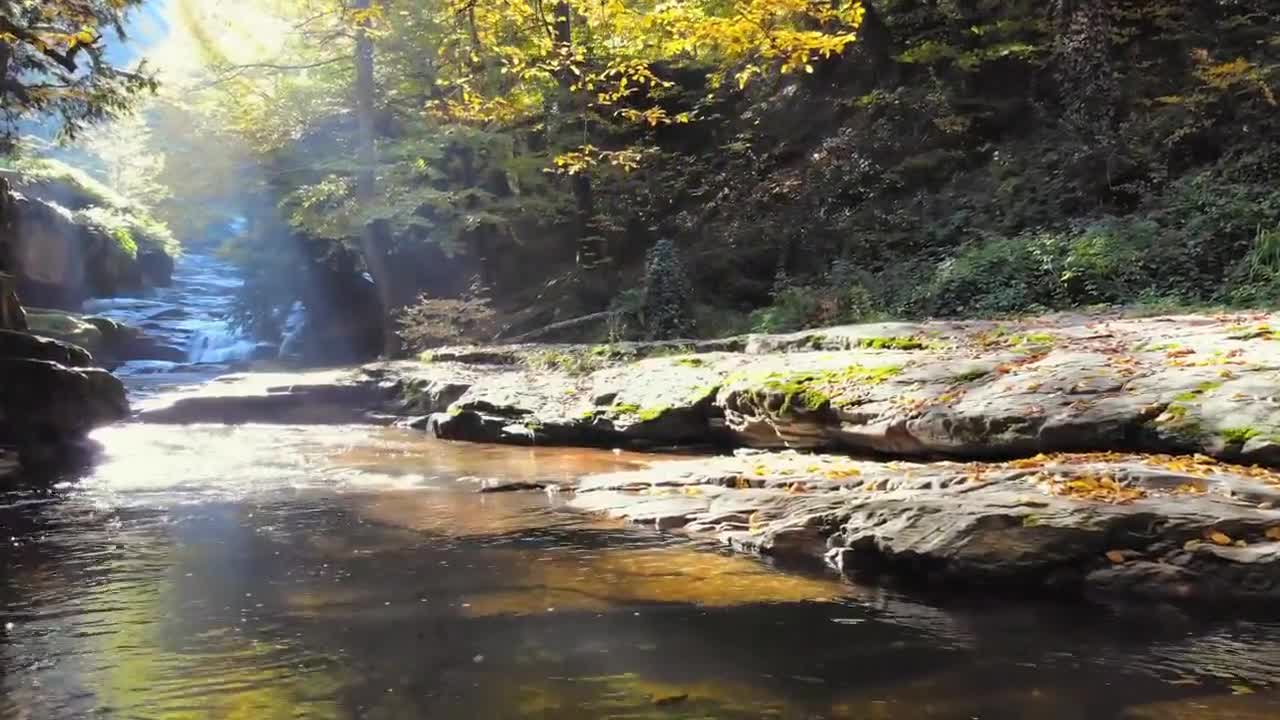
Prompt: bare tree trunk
<box><xmin>352</xmin><ymin>0</ymin><xmax>400</xmax><ymax>357</ymax></box>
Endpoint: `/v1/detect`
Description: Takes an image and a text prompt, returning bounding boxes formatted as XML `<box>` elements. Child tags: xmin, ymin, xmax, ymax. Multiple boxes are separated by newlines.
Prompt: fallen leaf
<box><xmin>1266</xmin><ymin>527</ymin><xmax>1280</xmax><ymax>541</ymax></box>
<box><xmin>1231</xmin><ymin>685</ymin><xmax>1256</xmax><ymax>695</ymax></box>
<box><xmin>1105</xmin><ymin>550</ymin><xmax>1128</xmax><ymax>564</ymax></box>
<box><xmin>1205</xmin><ymin>529</ymin><xmax>1233</xmax><ymax>546</ymax></box>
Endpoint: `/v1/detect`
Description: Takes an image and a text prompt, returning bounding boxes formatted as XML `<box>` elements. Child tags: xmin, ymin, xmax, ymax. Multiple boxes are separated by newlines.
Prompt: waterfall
<box><xmin>187</xmin><ymin>321</ymin><xmax>258</xmax><ymax>364</ymax></box>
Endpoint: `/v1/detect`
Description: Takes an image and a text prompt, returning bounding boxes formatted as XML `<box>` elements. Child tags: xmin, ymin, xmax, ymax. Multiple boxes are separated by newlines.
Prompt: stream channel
<box><xmin>2</xmin><ymin>256</ymin><xmax>1279</xmax><ymax>719</ymax></box>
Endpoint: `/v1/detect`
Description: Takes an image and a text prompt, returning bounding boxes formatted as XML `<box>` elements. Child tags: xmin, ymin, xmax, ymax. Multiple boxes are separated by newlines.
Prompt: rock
<box><xmin>476</xmin><ymin>478</ymin><xmax>547</xmax><ymax>493</ymax></box>
<box><xmin>0</xmin><ymin>175</ymin><xmax>172</xmax><ymax>308</ymax></box>
<box><xmin>134</xmin><ymin>369</ymin><xmax>388</xmax><ymax>424</ymax></box>
<box><xmin>0</xmin><ymin>448</ymin><xmax>18</xmax><ymax>485</ymax></box>
<box><xmin>285</xmin><ymin>256</ymin><xmax>384</xmax><ymax>364</ymax></box>
<box><xmin>370</xmin><ymin>312</ymin><xmax>1280</xmax><ymax>467</ymax></box>
<box><xmin>5</xmin><ymin>192</ymin><xmax>89</xmax><ymax>308</ymax></box>
<box><xmin>0</xmin><ymin>357</ymin><xmax>128</xmax><ymax>448</ymax></box>
<box><xmin>23</xmin><ymin>308</ymin><xmax>184</xmax><ymax>367</ymax></box>
<box><xmin>569</xmin><ymin>450</ymin><xmax>1280</xmax><ymax>601</ymax></box>
<box><xmin>0</xmin><ymin>271</ymin><xmax>27</xmax><ymax>331</ymax></box>
<box><xmin>250</xmin><ymin>342</ymin><xmax>280</xmax><ymax>362</ymax></box>
<box><xmin>138</xmin><ymin>250</ymin><xmax>175</xmax><ymax>287</ymax></box>
<box><xmin>0</xmin><ymin>328</ymin><xmax>93</xmax><ymax>367</ymax></box>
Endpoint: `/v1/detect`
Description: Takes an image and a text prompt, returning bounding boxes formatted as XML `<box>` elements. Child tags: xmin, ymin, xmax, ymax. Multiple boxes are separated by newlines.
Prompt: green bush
<box><xmin>1224</xmin><ymin>226</ymin><xmax>1280</xmax><ymax>308</ymax></box>
<box><xmin>748</xmin><ymin>286</ymin><xmax>824</xmax><ymax>333</ymax></box>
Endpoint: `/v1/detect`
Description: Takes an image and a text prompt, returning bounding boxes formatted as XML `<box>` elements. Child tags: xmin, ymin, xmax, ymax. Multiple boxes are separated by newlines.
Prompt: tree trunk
<box><xmin>353</xmin><ymin>0</ymin><xmax>400</xmax><ymax>357</ymax></box>
<box><xmin>551</xmin><ymin>2</ymin><xmax>601</xmax><ymax>271</ymax></box>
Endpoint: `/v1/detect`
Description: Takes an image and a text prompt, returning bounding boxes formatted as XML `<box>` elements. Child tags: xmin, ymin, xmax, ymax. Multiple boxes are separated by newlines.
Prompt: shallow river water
<box><xmin>3</xmin><ymin>421</ymin><xmax>1280</xmax><ymax>719</ymax></box>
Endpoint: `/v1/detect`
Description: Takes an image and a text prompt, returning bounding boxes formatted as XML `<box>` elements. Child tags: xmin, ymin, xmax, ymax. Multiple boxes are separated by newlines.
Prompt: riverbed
<box><xmin>2</xmin><ymin>422</ymin><xmax>1280</xmax><ymax>719</ymax></box>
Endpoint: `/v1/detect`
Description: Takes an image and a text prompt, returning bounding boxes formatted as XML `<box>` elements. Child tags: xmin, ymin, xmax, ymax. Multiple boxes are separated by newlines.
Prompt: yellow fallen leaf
<box><xmin>1205</xmin><ymin>529</ymin><xmax>1233</xmax><ymax>546</ymax></box>
<box><xmin>1183</xmin><ymin>539</ymin><xmax>1202</xmax><ymax>551</ymax></box>
<box><xmin>1231</xmin><ymin>685</ymin><xmax>1255</xmax><ymax>695</ymax></box>
<box><xmin>1265</xmin><ymin>526</ymin><xmax>1280</xmax><ymax>541</ymax></box>
<box><xmin>1105</xmin><ymin>550</ymin><xmax>1128</xmax><ymax>564</ymax></box>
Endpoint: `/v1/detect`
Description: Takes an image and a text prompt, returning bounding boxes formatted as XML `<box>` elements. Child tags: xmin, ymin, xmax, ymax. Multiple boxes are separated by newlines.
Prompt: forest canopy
<box><xmin>4</xmin><ymin>0</ymin><xmax>1280</xmax><ymax>358</ymax></box>
<box><xmin>0</xmin><ymin>0</ymin><xmax>156</xmax><ymax>150</ymax></box>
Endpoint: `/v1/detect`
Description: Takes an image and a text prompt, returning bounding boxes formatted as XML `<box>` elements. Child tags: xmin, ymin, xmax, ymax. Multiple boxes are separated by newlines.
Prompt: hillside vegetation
<box><xmin>12</xmin><ymin>1</ymin><xmax>1280</xmax><ymax>355</ymax></box>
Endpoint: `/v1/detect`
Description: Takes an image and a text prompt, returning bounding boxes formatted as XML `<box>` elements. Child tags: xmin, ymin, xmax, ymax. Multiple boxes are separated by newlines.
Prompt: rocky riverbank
<box><xmin>0</xmin><ymin>329</ymin><xmax>129</xmax><ymax>474</ymax></box>
<box><xmin>133</xmin><ymin>311</ymin><xmax>1280</xmax><ymax>600</ymax></box>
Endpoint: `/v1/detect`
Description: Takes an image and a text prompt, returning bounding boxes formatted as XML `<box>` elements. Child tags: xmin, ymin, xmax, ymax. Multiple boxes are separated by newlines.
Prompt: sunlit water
<box><xmin>3</xmin><ymin>422</ymin><xmax>1280</xmax><ymax>719</ymax></box>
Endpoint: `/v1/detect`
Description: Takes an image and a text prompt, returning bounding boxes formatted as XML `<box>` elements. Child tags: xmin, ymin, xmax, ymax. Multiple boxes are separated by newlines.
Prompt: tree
<box><xmin>78</xmin><ymin>112</ymin><xmax>171</xmax><ymax>211</ymax></box>
<box><xmin>0</xmin><ymin>0</ymin><xmax>156</xmax><ymax>151</ymax></box>
<box><xmin>352</xmin><ymin>0</ymin><xmax>401</xmax><ymax>356</ymax></box>
<box><xmin>429</xmin><ymin>0</ymin><xmax>866</xmax><ymax>285</ymax></box>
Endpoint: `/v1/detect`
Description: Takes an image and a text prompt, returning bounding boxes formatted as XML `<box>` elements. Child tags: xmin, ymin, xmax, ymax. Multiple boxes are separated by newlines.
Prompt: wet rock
<box><xmin>134</xmin><ymin>369</ymin><xmax>388</xmax><ymax>424</ymax></box>
<box><xmin>570</xmin><ymin>451</ymin><xmax>1280</xmax><ymax>601</ymax></box>
<box><xmin>0</xmin><ymin>358</ymin><xmax>128</xmax><ymax>448</ymax></box>
<box><xmin>476</xmin><ymin>478</ymin><xmax>547</xmax><ymax>493</ymax></box>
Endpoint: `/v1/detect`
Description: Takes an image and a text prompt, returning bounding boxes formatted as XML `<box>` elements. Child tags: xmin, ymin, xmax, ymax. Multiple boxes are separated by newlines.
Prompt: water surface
<box><xmin>2</xmin><ymin>425</ymin><xmax>1279</xmax><ymax>719</ymax></box>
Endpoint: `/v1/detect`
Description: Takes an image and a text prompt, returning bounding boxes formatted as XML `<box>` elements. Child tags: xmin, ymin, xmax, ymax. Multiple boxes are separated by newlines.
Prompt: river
<box><xmin>2</xmin><ymin>257</ymin><xmax>1280</xmax><ymax>719</ymax></box>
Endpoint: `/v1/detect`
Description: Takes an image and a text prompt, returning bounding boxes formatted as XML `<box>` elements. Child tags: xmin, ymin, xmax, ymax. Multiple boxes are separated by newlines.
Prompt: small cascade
<box><xmin>187</xmin><ymin>321</ymin><xmax>258</xmax><ymax>364</ymax></box>
<box><xmin>86</xmin><ymin>253</ymin><xmax>263</xmax><ymax>382</ymax></box>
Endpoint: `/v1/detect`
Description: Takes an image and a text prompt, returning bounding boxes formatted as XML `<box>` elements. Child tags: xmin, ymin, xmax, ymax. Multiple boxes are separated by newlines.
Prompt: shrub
<box><xmin>641</xmin><ymin>238</ymin><xmax>693</xmax><ymax>340</ymax></box>
<box><xmin>397</xmin><ymin>279</ymin><xmax>496</xmax><ymax>351</ymax></box>
<box><xmin>1224</xmin><ymin>226</ymin><xmax>1280</xmax><ymax>308</ymax></box>
<box><xmin>747</xmin><ymin>259</ymin><xmax>881</xmax><ymax>333</ymax></box>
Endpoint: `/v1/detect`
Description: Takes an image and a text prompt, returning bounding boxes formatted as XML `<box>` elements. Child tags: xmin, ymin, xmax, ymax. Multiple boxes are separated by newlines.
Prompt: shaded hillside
<box><xmin>573</xmin><ymin>0</ymin><xmax>1280</xmax><ymax>336</ymax></box>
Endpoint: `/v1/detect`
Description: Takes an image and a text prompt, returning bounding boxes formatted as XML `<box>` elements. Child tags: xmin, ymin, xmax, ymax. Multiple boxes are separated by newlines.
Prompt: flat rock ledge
<box><xmin>402</xmin><ymin>312</ymin><xmax>1280</xmax><ymax>465</ymax></box>
<box><xmin>571</xmin><ymin>450</ymin><xmax>1280</xmax><ymax>602</ymax></box>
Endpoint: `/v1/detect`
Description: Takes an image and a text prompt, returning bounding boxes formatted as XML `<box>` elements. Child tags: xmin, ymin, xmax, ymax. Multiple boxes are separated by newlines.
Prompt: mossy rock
<box><xmin>24</xmin><ymin>309</ymin><xmax>103</xmax><ymax>353</ymax></box>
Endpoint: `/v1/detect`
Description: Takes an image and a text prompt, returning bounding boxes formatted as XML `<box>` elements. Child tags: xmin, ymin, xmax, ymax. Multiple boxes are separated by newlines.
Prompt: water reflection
<box><xmin>2</xmin><ymin>424</ymin><xmax>1280</xmax><ymax>719</ymax></box>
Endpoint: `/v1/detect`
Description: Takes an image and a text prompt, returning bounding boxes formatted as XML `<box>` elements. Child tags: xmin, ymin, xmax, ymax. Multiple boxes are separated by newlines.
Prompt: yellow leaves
<box><xmin>1035</xmin><ymin>471</ymin><xmax>1147</xmax><ymax>504</ymax></box>
<box><xmin>1266</xmin><ymin>527</ymin><xmax>1280</xmax><ymax>541</ymax></box>
<box><xmin>1009</xmin><ymin>453</ymin><xmax>1053</xmax><ymax>469</ymax></box>
<box><xmin>551</xmin><ymin>146</ymin><xmax>648</xmax><ymax>175</ymax></box>
<box><xmin>1203</xmin><ymin>529</ymin><xmax>1233</xmax><ymax>546</ymax></box>
<box><xmin>349</xmin><ymin>6</ymin><xmax>385</xmax><ymax>30</ymax></box>
<box><xmin>1105</xmin><ymin>550</ymin><xmax>1128</xmax><ymax>564</ymax></box>
<box><xmin>1193</xmin><ymin>56</ymin><xmax>1277</xmax><ymax>106</ymax></box>
<box><xmin>824</xmin><ymin>466</ymin><xmax>861</xmax><ymax>480</ymax></box>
